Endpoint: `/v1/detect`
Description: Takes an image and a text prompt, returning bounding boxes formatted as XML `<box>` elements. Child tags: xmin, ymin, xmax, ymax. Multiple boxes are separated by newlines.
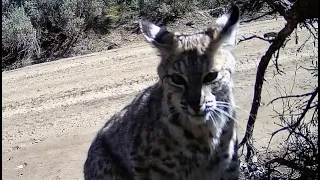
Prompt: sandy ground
<box><xmin>2</xmin><ymin>18</ymin><xmax>318</xmax><ymax>180</ymax></box>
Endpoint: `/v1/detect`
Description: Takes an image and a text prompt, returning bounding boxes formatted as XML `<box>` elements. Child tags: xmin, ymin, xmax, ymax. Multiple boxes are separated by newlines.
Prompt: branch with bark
<box><xmin>238</xmin><ymin>0</ymin><xmax>318</xmax><ymax>162</ymax></box>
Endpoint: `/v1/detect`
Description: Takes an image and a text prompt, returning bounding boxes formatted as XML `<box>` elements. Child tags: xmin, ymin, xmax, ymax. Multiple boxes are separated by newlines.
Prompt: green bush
<box><xmin>135</xmin><ymin>0</ymin><xmax>198</xmax><ymax>23</ymax></box>
<box><xmin>24</xmin><ymin>0</ymin><xmax>104</xmax><ymax>34</ymax></box>
<box><xmin>2</xmin><ymin>5</ymin><xmax>40</xmax><ymax>68</ymax></box>
<box><xmin>2</xmin><ymin>0</ymin><xmax>109</xmax><ymax>70</ymax></box>
<box><xmin>2</xmin><ymin>0</ymin><xmax>266</xmax><ymax>70</ymax></box>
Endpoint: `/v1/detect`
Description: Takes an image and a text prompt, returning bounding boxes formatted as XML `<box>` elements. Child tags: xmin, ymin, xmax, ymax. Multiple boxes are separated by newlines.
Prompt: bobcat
<box><xmin>84</xmin><ymin>5</ymin><xmax>240</xmax><ymax>180</ymax></box>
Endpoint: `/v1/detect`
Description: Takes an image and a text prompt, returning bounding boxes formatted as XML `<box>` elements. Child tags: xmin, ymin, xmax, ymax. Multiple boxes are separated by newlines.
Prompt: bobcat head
<box><xmin>140</xmin><ymin>6</ymin><xmax>240</xmax><ymax>125</ymax></box>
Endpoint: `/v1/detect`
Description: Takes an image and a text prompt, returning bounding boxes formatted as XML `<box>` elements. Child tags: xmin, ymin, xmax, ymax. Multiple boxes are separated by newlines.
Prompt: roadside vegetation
<box><xmin>2</xmin><ymin>0</ymin><xmax>267</xmax><ymax>71</ymax></box>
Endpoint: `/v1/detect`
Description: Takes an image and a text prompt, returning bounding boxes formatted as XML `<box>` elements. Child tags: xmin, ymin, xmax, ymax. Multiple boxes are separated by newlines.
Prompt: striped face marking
<box><xmin>140</xmin><ymin>6</ymin><xmax>239</xmax><ymax>124</ymax></box>
<box><xmin>165</xmin><ymin>47</ymin><xmax>233</xmax><ymax>123</ymax></box>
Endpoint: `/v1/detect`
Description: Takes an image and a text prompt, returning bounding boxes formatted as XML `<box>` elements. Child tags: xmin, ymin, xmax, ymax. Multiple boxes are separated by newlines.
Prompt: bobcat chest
<box><xmin>133</xmin><ymin>124</ymin><xmax>235</xmax><ymax>180</ymax></box>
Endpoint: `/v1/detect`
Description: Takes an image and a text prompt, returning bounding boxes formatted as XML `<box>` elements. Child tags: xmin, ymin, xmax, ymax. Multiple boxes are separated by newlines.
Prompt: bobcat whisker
<box><xmin>168</xmin><ymin>106</ymin><xmax>182</xmax><ymax>119</ymax></box>
<box><xmin>217</xmin><ymin>101</ymin><xmax>251</xmax><ymax>116</ymax></box>
<box><xmin>214</xmin><ymin>108</ymin><xmax>238</xmax><ymax>124</ymax></box>
<box><xmin>210</xmin><ymin>109</ymin><xmax>224</xmax><ymax>123</ymax></box>
<box><xmin>209</xmin><ymin>110</ymin><xmax>220</xmax><ymax>127</ymax></box>
<box><xmin>216</xmin><ymin>101</ymin><xmax>231</xmax><ymax>104</ymax></box>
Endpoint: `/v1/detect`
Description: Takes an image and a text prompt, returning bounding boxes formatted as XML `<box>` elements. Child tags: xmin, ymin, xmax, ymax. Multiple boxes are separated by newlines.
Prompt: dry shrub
<box><xmin>2</xmin><ymin>5</ymin><xmax>40</xmax><ymax>70</ymax></box>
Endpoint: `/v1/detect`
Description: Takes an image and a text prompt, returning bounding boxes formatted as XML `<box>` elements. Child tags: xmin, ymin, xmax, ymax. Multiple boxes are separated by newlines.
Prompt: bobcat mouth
<box><xmin>189</xmin><ymin>112</ymin><xmax>204</xmax><ymax>117</ymax></box>
<box><xmin>187</xmin><ymin>114</ymin><xmax>206</xmax><ymax>124</ymax></box>
<box><xmin>187</xmin><ymin>105</ymin><xmax>205</xmax><ymax>116</ymax></box>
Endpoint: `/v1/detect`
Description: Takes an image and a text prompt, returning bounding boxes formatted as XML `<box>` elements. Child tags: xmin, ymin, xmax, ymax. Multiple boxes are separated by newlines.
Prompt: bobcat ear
<box><xmin>139</xmin><ymin>17</ymin><xmax>174</xmax><ymax>49</ymax></box>
<box><xmin>207</xmin><ymin>5</ymin><xmax>240</xmax><ymax>50</ymax></box>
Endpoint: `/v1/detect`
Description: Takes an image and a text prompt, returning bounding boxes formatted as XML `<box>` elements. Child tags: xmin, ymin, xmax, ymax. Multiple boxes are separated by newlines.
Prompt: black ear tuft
<box><xmin>222</xmin><ymin>5</ymin><xmax>240</xmax><ymax>33</ymax></box>
<box><xmin>139</xmin><ymin>17</ymin><xmax>174</xmax><ymax>49</ymax></box>
<box><xmin>154</xmin><ymin>30</ymin><xmax>171</xmax><ymax>45</ymax></box>
<box><xmin>207</xmin><ymin>5</ymin><xmax>240</xmax><ymax>50</ymax></box>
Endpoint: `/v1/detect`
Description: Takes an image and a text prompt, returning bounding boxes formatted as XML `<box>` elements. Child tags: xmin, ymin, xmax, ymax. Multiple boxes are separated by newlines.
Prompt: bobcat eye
<box><xmin>171</xmin><ymin>74</ymin><xmax>186</xmax><ymax>85</ymax></box>
<box><xmin>203</xmin><ymin>72</ymin><xmax>218</xmax><ymax>83</ymax></box>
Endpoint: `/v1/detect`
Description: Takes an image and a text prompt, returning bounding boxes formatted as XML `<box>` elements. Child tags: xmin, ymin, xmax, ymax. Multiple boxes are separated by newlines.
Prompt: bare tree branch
<box><xmin>267</xmin><ymin>91</ymin><xmax>315</xmax><ymax>105</ymax></box>
<box><xmin>297</xmin><ymin>34</ymin><xmax>313</xmax><ymax>53</ymax></box>
<box><xmin>238</xmin><ymin>0</ymin><xmax>318</xmax><ymax>162</ymax></box>
<box><xmin>240</xmin><ymin>10</ymin><xmax>276</xmax><ymax>23</ymax></box>
<box><xmin>237</xmin><ymin>35</ymin><xmax>274</xmax><ymax>45</ymax></box>
<box><xmin>238</xmin><ymin>14</ymin><xmax>298</xmax><ymax>154</ymax></box>
<box><xmin>288</xmin><ymin>87</ymin><xmax>318</xmax><ymax>132</ymax></box>
<box><xmin>273</xmin><ymin>48</ymin><xmax>285</xmax><ymax>74</ymax></box>
<box><xmin>266</xmin><ymin>87</ymin><xmax>318</xmax><ymax>153</ymax></box>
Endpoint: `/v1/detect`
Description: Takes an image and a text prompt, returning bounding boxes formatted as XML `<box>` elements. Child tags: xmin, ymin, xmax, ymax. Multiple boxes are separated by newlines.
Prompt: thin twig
<box><xmin>288</xmin><ymin>87</ymin><xmax>318</xmax><ymax>133</ymax></box>
<box><xmin>267</xmin><ymin>91</ymin><xmax>315</xmax><ymax>105</ymax></box>
<box><xmin>297</xmin><ymin>33</ymin><xmax>312</xmax><ymax>53</ymax></box>
<box><xmin>268</xmin><ymin>87</ymin><xmax>318</xmax><ymax>142</ymax></box>
<box><xmin>241</xmin><ymin>10</ymin><xmax>276</xmax><ymax>23</ymax></box>
<box><xmin>303</xmin><ymin>22</ymin><xmax>318</xmax><ymax>39</ymax></box>
<box><xmin>273</xmin><ymin>48</ymin><xmax>285</xmax><ymax>74</ymax></box>
<box><xmin>237</xmin><ymin>35</ymin><xmax>273</xmax><ymax>45</ymax></box>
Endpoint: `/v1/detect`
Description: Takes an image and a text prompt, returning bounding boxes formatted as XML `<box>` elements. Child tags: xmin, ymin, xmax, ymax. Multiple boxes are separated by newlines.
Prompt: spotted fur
<box><xmin>84</xmin><ymin>5</ymin><xmax>240</xmax><ymax>180</ymax></box>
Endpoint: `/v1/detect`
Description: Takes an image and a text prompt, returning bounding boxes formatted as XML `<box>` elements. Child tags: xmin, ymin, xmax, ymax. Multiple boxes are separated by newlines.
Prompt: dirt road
<box><xmin>2</xmin><ymin>18</ymin><xmax>317</xmax><ymax>179</ymax></box>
